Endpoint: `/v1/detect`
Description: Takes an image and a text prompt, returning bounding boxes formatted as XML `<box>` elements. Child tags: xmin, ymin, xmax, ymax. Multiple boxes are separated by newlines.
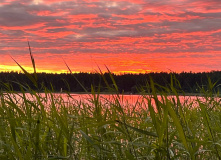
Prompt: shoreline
<box><xmin>2</xmin><ymin>91</ymin><xmax>218</xmax><ymax>97</ymax></box>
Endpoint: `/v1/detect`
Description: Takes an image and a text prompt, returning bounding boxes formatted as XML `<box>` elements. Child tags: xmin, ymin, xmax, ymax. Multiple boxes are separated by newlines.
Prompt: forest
<box><xmin>0</xmin><ymin>71</ymin><xmax>221</xmax><ymax>93</ymax></box>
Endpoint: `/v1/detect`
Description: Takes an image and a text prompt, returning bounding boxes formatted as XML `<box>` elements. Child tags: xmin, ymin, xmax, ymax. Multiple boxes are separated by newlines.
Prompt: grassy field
<box><xmin>1</xmin><ymin>48</ymin><xmax>221</xmax><ymax>159</ymax></box>
<box><xmin>0</xmin><ymin>77</ymin><xmax>221</xmax><ymax>160</ymax></box>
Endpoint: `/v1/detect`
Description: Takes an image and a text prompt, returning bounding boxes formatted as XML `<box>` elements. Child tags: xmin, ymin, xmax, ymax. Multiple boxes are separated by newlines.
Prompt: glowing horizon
<box><xmin>1</xmin><ymin>0</ymin><xmax>221</xmax><ymax>74</ymax></box>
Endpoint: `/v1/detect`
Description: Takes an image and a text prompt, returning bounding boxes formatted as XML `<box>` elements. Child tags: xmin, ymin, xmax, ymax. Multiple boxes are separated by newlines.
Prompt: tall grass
<box><xmin>1</xmin><ymin>47</ymin><xmax>221</xmax><ymax>159</ymax></box>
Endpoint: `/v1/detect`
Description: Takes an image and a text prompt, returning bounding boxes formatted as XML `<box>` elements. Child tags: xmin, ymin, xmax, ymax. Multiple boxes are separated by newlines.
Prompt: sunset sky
<box><xmin>0</xmin><ymin>0</ymin><xmax>221</xmax><ymax>74</ymax></box>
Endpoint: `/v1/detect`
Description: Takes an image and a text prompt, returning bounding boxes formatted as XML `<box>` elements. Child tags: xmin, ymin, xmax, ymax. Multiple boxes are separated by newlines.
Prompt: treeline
<box><xmin>0</xmin><ymin>71</ymin><xmax>221</xmax><ymax>93</ymax></box>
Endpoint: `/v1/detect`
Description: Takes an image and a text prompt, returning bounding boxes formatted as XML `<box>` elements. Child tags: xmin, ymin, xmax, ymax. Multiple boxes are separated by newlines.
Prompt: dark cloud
<box><xmin>0</xmin><ymin>3</ymin><xmax>61</xmax><ymax>28</ymax></box>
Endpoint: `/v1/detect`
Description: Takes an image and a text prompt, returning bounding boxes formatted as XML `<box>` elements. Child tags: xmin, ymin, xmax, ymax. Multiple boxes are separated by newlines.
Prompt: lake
<box><xmin>3</xmin><ymin>93</ymin><xmax>217</xmax><ymax>110</ymax></box>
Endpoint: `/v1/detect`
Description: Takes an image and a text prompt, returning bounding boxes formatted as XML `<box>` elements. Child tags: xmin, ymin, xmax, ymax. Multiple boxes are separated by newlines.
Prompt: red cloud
<box><xmin>0</xmin><ymin>0</ymin><xmax>221</xmax><ymax>73</ymax></box>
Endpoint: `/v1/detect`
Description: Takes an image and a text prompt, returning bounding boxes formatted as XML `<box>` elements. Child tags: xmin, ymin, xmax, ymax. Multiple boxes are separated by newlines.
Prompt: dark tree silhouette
<box><xmin>0</xmin><ymin>71</ymin><xmax>221</xmax><ymax>93</ymax></box>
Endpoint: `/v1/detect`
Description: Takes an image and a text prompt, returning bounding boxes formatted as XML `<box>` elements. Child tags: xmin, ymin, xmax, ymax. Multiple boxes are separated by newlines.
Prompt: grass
<box><xmin>1</xmin><ymin>80</ymin><xmax>221</xmax><ymax>159</ymax></box>
<box><xmin>1</xmin><ymin>46</ymin><xmax>221</xmax><ymax>159</ymax></box>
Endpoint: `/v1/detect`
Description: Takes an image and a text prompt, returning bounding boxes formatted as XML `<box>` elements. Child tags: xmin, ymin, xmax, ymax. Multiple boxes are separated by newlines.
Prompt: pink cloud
<box><xmin>0</xmin><ymin>0</ymin><xmax>221</xmax><ymax>73</ymax></box>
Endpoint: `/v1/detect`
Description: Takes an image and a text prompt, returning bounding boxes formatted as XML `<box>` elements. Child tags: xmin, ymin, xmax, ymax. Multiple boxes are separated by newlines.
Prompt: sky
<box><xmin>0</xmin><ymin>0</ymin><xmax>221</xmax><ymax>74</ymax></box>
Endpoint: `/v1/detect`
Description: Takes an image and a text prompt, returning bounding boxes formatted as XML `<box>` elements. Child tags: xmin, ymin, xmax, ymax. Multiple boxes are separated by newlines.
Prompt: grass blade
<box><xmin>27</xmin><ymin>40</ymin><xmax>37</xmax><ymax>80</ymax></box>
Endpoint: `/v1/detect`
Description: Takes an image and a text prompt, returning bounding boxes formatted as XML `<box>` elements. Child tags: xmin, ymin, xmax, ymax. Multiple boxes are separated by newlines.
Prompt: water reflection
<box><xmin>2</xmin><ymin>93</ymin><xmax>220</xmax><ymax>110</ymax></box>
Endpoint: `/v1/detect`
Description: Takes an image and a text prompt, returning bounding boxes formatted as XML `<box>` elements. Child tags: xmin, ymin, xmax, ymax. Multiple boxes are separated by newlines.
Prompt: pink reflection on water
<box><xmin>67</xmin><ymin>94</ymin><xmax>221</xmax><ymax>111</ymax></box>
<box><xmin>2</xmin><ymin>93</ymin><xmax>220</xmax><ymax>111</ymax></box>
<box><xmin>66</xmin><ymin>94</ymin><xmax>203</xmax><ymax>111</ymax></box>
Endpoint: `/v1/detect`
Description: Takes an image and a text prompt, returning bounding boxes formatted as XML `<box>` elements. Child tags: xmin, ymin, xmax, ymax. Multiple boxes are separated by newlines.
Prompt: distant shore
<box><xmin>5</xmin><ymin>91</ymin><xmax>215</xmax><ymax>97</ymax></box>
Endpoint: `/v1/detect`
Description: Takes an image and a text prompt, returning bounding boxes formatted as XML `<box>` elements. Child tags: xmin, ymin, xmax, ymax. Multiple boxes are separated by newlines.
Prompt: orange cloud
<box><xmin>0</xmin><ymin>0</ymin><xmax>221</xmax><ymax>74</ymax></box>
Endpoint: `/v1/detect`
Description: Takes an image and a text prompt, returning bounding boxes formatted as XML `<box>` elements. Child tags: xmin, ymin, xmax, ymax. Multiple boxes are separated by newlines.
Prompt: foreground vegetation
<box><xmin>0</xmin><ymin>76</ymin><xmax>221</xmax><ymax>159</ymax></box>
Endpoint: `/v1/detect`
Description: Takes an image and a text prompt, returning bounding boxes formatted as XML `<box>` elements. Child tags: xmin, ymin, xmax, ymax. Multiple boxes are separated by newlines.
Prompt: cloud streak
<box><xmin>0</xmin><ymin>0</ymin><xmax>221</xmax><ymax>73</ymax></box>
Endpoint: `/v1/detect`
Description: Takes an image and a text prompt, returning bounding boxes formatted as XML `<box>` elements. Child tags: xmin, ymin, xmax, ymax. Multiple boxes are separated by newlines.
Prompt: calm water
<box><xmin>51</xmin><ymin>93</ymin><xmax>205</xmax><ymax>109</ymax></box>
<box><xmin>3</xmin><ymin>93</ymin><xmax>218</xmax><ymax>108</ymax></box>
